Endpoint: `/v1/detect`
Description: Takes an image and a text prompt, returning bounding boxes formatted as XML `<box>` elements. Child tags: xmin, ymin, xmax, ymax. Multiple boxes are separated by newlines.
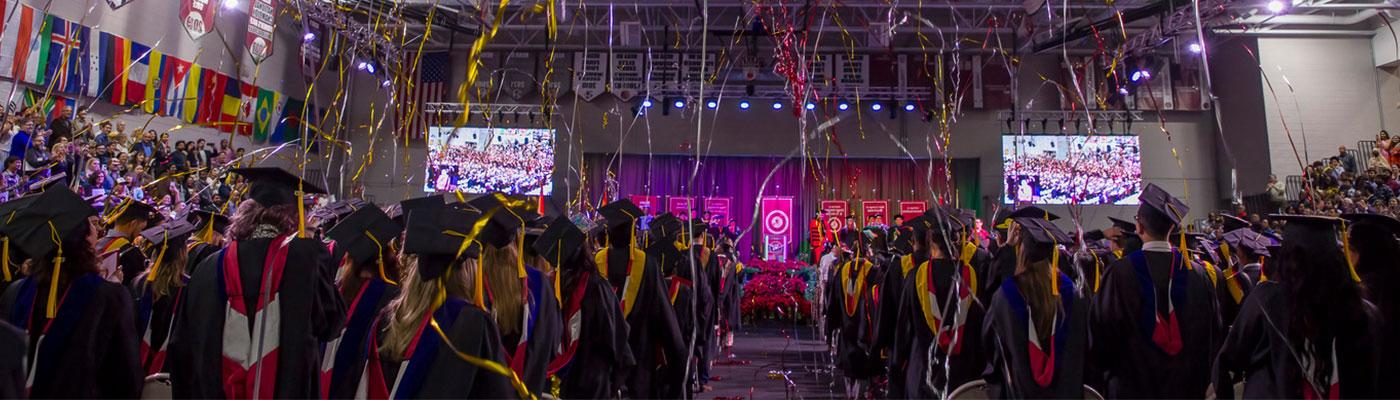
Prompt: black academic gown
<box><xmin>556</xmin><ymin>270</ymin><xmax>636</xmax><ymax>399</ymax></box>
<box><xmin>0</xmin><ymin>321</ymin><xmax>24</xmax><ymax>399</ymax></box>
<box><xmin>875</xmin><ymin>253</ymin><xmax>926</xmax><ymax>365</ymax></box>
<box><xmin>1213</xmin><ymin>283</ymin><xmax>1381</xmax><ymax>399</ymax></box>
<box><xmin>323</xmin><ymin>277</ymin><xmax>400</xmax><ymax>400</ymax></box>
<box><xmin>0</xmin><ymin>273</ymin><xmax>143</xmax><ymax>398</ymax></box>
<box><xmin>647</xmin><ymin>241</ymin><xmax>710</xmax><ymax>362</ymax></box>
<box><xmin>603</xmin><ymin>247</ymin><xmax>687</xmax><ymax>398</ymax></box>
<box><xmin>1209</xmin><ymin>260</ymin><xmax>1255</xmax><ymax>330</ymax></box>
<box><xmin>167</xmin><ymin>236</ymin><xmax>345</xmax><ymax>398</ymax></box>
<box><xmin>1091</xmin><ymin>249</ymin><xmax>1222</xmax><ymax>399</ymax></box>
<box><xmin>129</xmin><ymin>274</ymin><xmax>184</xmax><ymax>375</ymax></box>
<box><xmin>186</xmin><ymin>241</ymin><xmax>221</xmax><ymax>276</ymax></box>
<box><xmin>890</xmin><ymin>258</ymin><xmax>987</xmax><ymax>398</ymax></box>
<box><xmin>985</xmin><ymin>248</ymin><xmax>1018</xmax><ymax>304</ymax></box>
<box><xmin>369</xmin><ymin>297</ymin><xmax>516</xmax><ymax>399</ymax></box>
<box><xmin>500</xmin><ymin>267</ymin><xmax>563</xmax><ymax>396</ymax></box>
<box><xmin>825</xmin><ymin>258</ymin><xmax>882</xmax><ymax>379</ymax></box>
<box><xmin>718</xmin><ymin>256</ymin><xmax>743</xmax><ymax>332</ymax></box>
<box><xmin>983</xmin><ymin>273</ymin><xmax>1089</xmax><ymax>399</ymax></box>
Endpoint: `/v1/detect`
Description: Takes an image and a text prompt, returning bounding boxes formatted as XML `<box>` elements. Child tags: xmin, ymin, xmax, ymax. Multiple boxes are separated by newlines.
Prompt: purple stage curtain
<box><xmin>582</xmin><ymin>153</ymin><xmax>956</xmax><ymax>260</ymax></box>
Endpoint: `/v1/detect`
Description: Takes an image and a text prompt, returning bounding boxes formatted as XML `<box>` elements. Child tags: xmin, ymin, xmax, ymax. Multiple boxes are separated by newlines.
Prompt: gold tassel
<box><xmin>45</xmin><ymin>221</ymin><xmax>62</xmax><ymax>318</ymax></box>
<box><xmin>1340</xmin><ymin>221</ymin><xmax>1362</xmax><ymax>282</ymax></box>
<box><xmin>296</xmin><ymin>181</ymin><xmax>306</xmax><ymax>239</ymax></box>
<box><xmin>147</xmin><ymin>233</ymin><xmax>169</xmax><ymax>283</ymax></box>
<box><xmin>1179</xmin><ymin>230</ymin><xmax>1192</xmax><ymax>270</ymax></box>
<box><xmin>553</xmin><ymin>238</ymin><xmax>562</xmax><ymax>303</ymax></box>
<box><xmin>1050</xmin><ymin>240</ymin><xmax>1060</xmax><ymax>297</ymax></box>
<box><xmin>365</xmin><ymin>231</ymin><xmax>396</xmax><ymax>285</ymax></box>
<box><xmin>1</xmin><ymin>238</ymin><xmax>10</xmax><ymax>282</ymax></box>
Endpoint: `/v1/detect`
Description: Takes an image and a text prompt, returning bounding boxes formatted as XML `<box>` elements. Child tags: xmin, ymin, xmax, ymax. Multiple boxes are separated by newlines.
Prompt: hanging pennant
<box><xmin>246</xmin><ymin>0</ymin><xmax>276</xmax><ymax>65</ymax></box>
<box><xmin>573</xmin><ymin>51</ymin><xmax>606</xmax><ymax>101</ymax></box>
<box><xmin>107</xmin><ymin>0</ymin><xmax>136</xmax><ymax>9</ymax></box>
<box><xmin>609</xmin><ymin>52</ymin><xmax>643</xmax><ymax>102</ymax></box>
<box><xmin>501</xmin><ymin>52</ymin><xmax>536</xmax><ymax>101</ymax></box>
<box><xmin>180</xmin><ymin>0</ymin><xmax>218</xmax><ymax>40</ymax></box>
<box><xmin>647</xmin><ymin>53</ymin><xmax>680</xmax><ymax>94</ymax></box>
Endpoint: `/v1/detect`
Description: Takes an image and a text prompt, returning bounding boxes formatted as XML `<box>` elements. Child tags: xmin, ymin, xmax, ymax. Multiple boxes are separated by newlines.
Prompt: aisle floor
<box><xmin>701</xmin><ymin>322</ymin><xmax>842</xmax><ymax>400</ymax></box>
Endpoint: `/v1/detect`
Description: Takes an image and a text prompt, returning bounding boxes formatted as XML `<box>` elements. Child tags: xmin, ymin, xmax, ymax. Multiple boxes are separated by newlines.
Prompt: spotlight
<box><xmin>223</xmin><ymin>0</ymin><xmax>240</xmax><ymax>9</ymax></box>
<box><xmin>706</xmin><ymin>100</ymin><xmax>718</xmax><ymax>109</ymax></box>
<box><xmin>1188</xmin><ymin>42</ymin><xmax>1203</xmax><ymax>53</ymax></box>
<box><xmin>771</xmin><ymin>101</ymin><xmax>783</xmax><ymax>110</ymax></box>
<box><xmin>1118</xmin><ymin>87</ymin><xmax>1130</xmax><ymax>95</ymax></box>
<box><xmin>805</xmin><ymin>102</ymin><xmax>816</xmax><ymax>110</ymax></box>
<box><xmin>673</xmin><ymin>99</ymin><xmax>685</xmax><ymax>109</ymax></box>
<box><xmin>365</xmin><ymin>62</ymin><xmax>376</xmax><ymax>74</ymax></box>
<box><xmin>381</xmin><ymin>79</ymin><xmax>391</xmax><ymax>87</ymax></box>
<box><xmin>303</xmin><ymin>32</ymin><xmax>316</xmax><ymax>42</ymax></box>
<box><xmin>1266</xmin><ymin>0</ymin><xmax>1286</xmax><ymax>13</ymax></box>
<box><xmin>904</xmin><ymin>103</ymin><xmax>916</xmax><ymax>112</ymax></box>
<box><xmin>739</xmin><ymin>100</ymin><xmax>751</xmax><ymax>110</ymax></box>
<box><xmin>1130</xmin><ymin>69</ymin><xmax>1151</xmax><ymax>82</ymax></box>
<box><xmin>837</xmin><ymin>102</ymin><xmax>850</xmax><ymax>111</ymax></box>
<box><xmin>642</xmin><ymin>99</ymin><xmax>654</xmax><ymax>108</ymax></box>
<box><xmin>870</xmin><ymin>102</ymin><xmax>883</xmax><ymax>112</ymax></box>
<box><xmin>356</xmin><ymin>61</ymin><xmax>369</xmax><ymax>71</ymax></box>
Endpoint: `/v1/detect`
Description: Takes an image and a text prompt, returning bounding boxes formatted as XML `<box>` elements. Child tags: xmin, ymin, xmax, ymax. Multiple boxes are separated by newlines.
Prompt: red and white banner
<box><xmin>246</xmin><ymin>0</ymin><xmax>276</xmax><ymax>64</ymax></box>
<box><xmin>667</xmin><ymin>196</ymin><xmax>695</xmax><ymax>218</ymax></box>
<box><xmin>180</xmin><ymin>0</ymin><xmax>217</xmax><ymax>40</ymax></box>
<box><xmin>704</xmin><ymin>197</ymin><xmax>730</xmax><ymax>224</ymax></box>
<box><xmin>821</xmin><ymin>200</ymin><xmax>848</xmax><ymax>233</ymax></box>
<box><xmin>862</xmin><ymin>200</ymin><xmax>889</xmax><ymax>226</ymax></box>
<box><xmin>900</xmin><ymin>201</ymin><xmax>927</xmax><ymax>221</ymax></box>
<box><xmin>628</xmin><ymin>195</ymin><xmax>661</xmax><ymax>216</ymax></box>
<box><xmin>761</xmin><ymin>197</ymin><xmax>794</xmax><ymax>240</ymax></box>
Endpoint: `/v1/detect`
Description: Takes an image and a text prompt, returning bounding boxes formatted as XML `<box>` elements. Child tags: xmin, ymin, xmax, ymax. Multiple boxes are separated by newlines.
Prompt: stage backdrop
<box><xmin>583</xmin><ymin>154</ymin><xmax>979</xmax><ymax>259</ymax></box>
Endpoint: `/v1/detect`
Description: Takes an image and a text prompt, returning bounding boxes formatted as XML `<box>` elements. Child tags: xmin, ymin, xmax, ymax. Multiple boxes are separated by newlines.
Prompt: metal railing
<box><xmin>1285</xmin><ymin>175</ymin><xmax>1305</xmax><ymax>202</ymax></box>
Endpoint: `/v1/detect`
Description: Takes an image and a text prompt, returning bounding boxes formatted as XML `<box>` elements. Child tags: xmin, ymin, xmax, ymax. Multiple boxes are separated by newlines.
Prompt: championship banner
<box><xmin>761</xmin><ymin>196</ymin><xmax>794</xmax><ymax>260</ymax></box>
<box><xmin>628</xmin><ymin>195</ymin><xmax>660</xmax><ymax>216</ymax></box>
<box><xmin>246</xmin><ymin>0</ymin><xmax>275</xmax><ymax>64</ymax></box>
<box><xmin>667</xmin><ymin>196</ymin><xmax>695</xmax><ymax>219</ymax></box>
<box><xmin>821</xmin><ymin>200</ymin><xmax>848</xmax><ymax>233</ymax></box>
<box><xmin>180</xmin><ymin>0</ymin><xmax>217</xmax><ymax>40</ymax></box>
<box><xmin>861</xmin><ymin>200</ymin><xmax>889</xmax><ymax>226</ymax></box>
<box><xmin>573</xmin><ymin>51</ymin><xmax>606</xmax><ymax>101</ymax></box>
<box><xmin>609</xmin><ymin>52</ymin><xmax>643</xmax><ymax>101</ymax></box>
<box><xmin>899</xmin><ymin>201</ymin><xmax>926</xmax><ymax>220</ymax></box>
<box><xmin>703</xmin><ymin>197</ymin><xmax>730</xmax><ymax>224</ymax></box>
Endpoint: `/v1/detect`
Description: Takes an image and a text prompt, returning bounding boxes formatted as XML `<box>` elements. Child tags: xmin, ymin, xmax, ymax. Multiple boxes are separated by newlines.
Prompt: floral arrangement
<box><xmin>740</xmin><ymin>259</ymin><xmax>817</xmax><ymax>323</ymax></box>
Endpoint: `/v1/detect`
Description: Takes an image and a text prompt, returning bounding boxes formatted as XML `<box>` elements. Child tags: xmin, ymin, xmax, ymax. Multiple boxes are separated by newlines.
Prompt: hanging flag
<box><xmin>24</xmin><ymin>89</ymin><xmax>72</xmax><ymax>121</ymax></box>
<box><xmin>143</xmin><ymin>50</ymin><xmax>172</xmax><ymax>114</ymax></box>
<box><xmin>197</xmin><ymin>69</ymin><xmax>226</xmax><ymax>124</ymax></box>
<box><xmin>162</xmin><ymin>57</ymin><xmax>192</xmax><ymax>116</ymax></box>
<box><xmin>397</xmin><ymin>52</ymin><xmax>448</xmax><ymax>139</ymax></box>
<box><xmin>271</xmin><ymin>97</ymin><xmax>304</xmax><ymax>145</ymax></box>
<box><xmin>169</xmin><ymin>61</ymin><xmax>199</xmax><ymax>121</ymax></box>
<box><xmin>84</xmin><ymin>29</ymin><xmax>109</xmax><ymax>98</ymax></box>
<box><xmin>13</xmin><ymin>9</ymin><xmax>51</xmax><ymax>85</ymax></box>
<box><xmin>107</xmin><ymin>0</ymin><xmax>136</xmax><ymax>9</ymax></box>
<box><xmin>180</xmin><ymin>0</ymin><xmax>217</xmax><ymax>40</ymax></box>
<box><xmin>46</xmin><ymin>17</ymin><xmax>86</xmax><ymax>94</ymax></box>
<box><xmin>252</xmin><ymin>88</ymin><xmax>284</xmax><ymax>142</ymax></box>
<box><xmin>110</xmin><ymin>37</ymin><xmax>149</xmax><ymax>106</ymax></box>
<box><xmin>0</xmin><ymin>0</ymin><xmax>22</xmax><ymax>78</ymax></box>
<box><xmin>245</xmin><ymin>0</ymin><xmax>276</xmax><ymax>64</ymax></box>
<box><xmin>218</xmin><ymin>76</ymin><xmax>249</xmax><ymax>134</ymax></box>
<box><xmin>234</xmin><ymin>81</ymin><xmax>257</xmax><ymax>136</ymax></box>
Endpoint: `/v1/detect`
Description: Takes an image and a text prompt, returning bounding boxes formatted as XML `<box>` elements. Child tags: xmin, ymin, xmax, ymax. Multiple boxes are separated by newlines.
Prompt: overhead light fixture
<box><xmin>739</xmin><ymin>100</ymin><xmax>751</xmax><ymax>110</ymax></box>
<box><xmin>837</xmin><ymin>102</ymin><xmax>850</xmax><ymax>111</ymax></box>
<box><xmin>904</xmin><ymin>103</ymin><xmax>916</xmax><ymax>112</ymax></box>
<box><xmin>381</xmin><ymin>79</ymin><xmax>391</xmax><ymax>87</ymax></box>
<box><xmin>642</xmin><ymin>99</ymin><xmax>654</xmax><ymax>108</ymax></box>
<box><xmin>303</xmin><ymin>32</ymin><xmax>316</xmax><ymax>42</ymax></box>
<box><xmin>771</xmin><ymin>101</ymin><xmax>783</xmax><ymax>110</ymax></box>
<box><xmin>1130</xmin><ymin>69</ymin><xmax>1151</xmax><ymax>82</ymax></box>
<box><xmin>223</xmin><ymin>0</ymin><xmax>240</xmax><ymax>9</ymax></box>
<box><xmin>870</xmin><ymin>102</ymin><xmax>883</xmax><ymax>112</ymax></box>
<box><xmin>1266</xmin><ymin>0</ymin><xmax>1286</xmax><ymax>13</ymax></box>
<box><xmin>673</xmin><ymin>99</ymin><xmax>685</xmax><ymax>109</ymax></box>
<box><xmin>706</xmin><ymin>100</ymin><xmax>718</xmax><ymax>109</ymax></box>
<box><xmin>1188</xmin><ymin>42</ymin><xmax>1203</xmax><ymax>53</ymax></box>
<box><xmin>805</xmin><ymin>102</ymin><xmax>816</xmax><ymax>110</ymax></box>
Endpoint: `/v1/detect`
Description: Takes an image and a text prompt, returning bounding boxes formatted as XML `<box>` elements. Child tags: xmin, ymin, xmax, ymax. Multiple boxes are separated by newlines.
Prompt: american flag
<box><xmin>398</xmin><ymin>52</ymin><xmax>449</xmax><ymax>139</ymax></box>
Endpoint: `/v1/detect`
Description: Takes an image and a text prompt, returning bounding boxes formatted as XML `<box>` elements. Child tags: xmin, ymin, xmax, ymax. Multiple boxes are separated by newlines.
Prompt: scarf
<box><xmin>220</xmin><ymin>235</ymin><xmax>294</xmax><ymax>399</ymax></box>
<box><xmin>840</xmin><ymin>259</ymin><xmax>872</xmax><ymax>317</ymax></box>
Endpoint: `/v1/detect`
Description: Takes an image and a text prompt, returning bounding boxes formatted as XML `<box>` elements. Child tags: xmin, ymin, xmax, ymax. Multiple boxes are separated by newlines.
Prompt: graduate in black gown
<box><xmin>985</xmin><ymin>207</ymin><xmax>1062</xmax><ymax>302</ymax></box>
<box><xmin>981</xmin><ymin>216</ymin><xmax>1089</xmax><ymax>399</ymax></box>
<box><xmin>319</xmin><ymin>205</ymin><xmax>402</xmax><ymax>399</ymax></box>
<box><xmin>645</xmin><ymin>213</ymin><xmax>710</xmax><ymax>394</ymax></box>
<box><xmin>714</xmin><ymin>240</ymin><xmax>744</xmax><ymax>354</ymax></box>
<box><xmin>362</xmin><ymin>204</ymin><xmax>519</xmax><ymax>398</ymax></box>
<box><xmin>0</xmin><ymin>320</ymin><xmax>24</xmax><ymax>398</ymax></box>
<box><xmin>0</xmin><ymin>195</ymin><xmax>36</xmax><ymax>287</ymax></box>
<box><xmin>1217</xmin><ymin>227</ymin><xmax>1268</xmax><ymax>327</ymax></box>
<box><xmin>1214</xmin><ymin>215</ymin><xmax>1381</xmax><ymax>399</ymax></box>
<box><xmin>1091</xmin><ymin>183</ymin><xmax>1222</xmax><ymax>399</ymax></box>
<box><xmin>535</xmin><ymin>215</ymin><xmax>636</xmax><ymax>398</ymax></box>
<box><xmin>97</xmin><ymin>197</ymin><xmax>159</xmax><ymax>284</ymax></box>
<box><xmin>130</xmin><ymin>218</ymin><xmax>197</xmax><ymax>376</ymax></box>
<box><xmin>167</xmin><ymin>167</ymin><xmax>345</xmax><ymax>398</ymax></box>
<box><xmin>891</xmin><ymin>208</ymin><xmax>987</xmax><ymax>398</ymax></box>
<box><xmin>469</xmin><ymin>193</ymin><xmax>563</xmax><ymax>397</ymax></box>
<box><xmin>688</xmin><ymin>218</ymin><xmax>724</xmax><ymax>391</ymax></box>
<box><xmin>0</xmin><ymin>185</ymin><xmax>142</xmax><ymax>397</ymax></box>
<box><xmin>185</xmin><ymin>209</ymin><xmax>230</xmax><ymax>275</ymax></box>
<box><xmin>825</xmin><ymin>229</ymin><xmax>883</xmax><ymax>397</ymax></box>
<box><xmin>594</xmin><ymin>199</ymin><xmax>687</xmax><ymax>398</ymax></box>
<box><xmin>876</xmin><ymin>214</ymin><xmax>934</xmax><ymax>391</ymax></box>
<box><xmin>1339</xmin><ymin>213</ymin><xmax>1400</xmax><ymax>398</ymax></box>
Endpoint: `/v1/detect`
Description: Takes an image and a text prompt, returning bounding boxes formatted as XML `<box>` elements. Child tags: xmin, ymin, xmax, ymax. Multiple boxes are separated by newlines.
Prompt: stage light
<box><xmin>771</xmin><ymin>101</ymin><xmax>783</xmax><ymax>110</ymax></box>
<box><xmin>1266</xmin><ymin>0</ymin><xmax>1286</xmax><ymax>13</ymax></box>
<box><xmin>223</xmin><ymin>0</ymin><xmax>240</xmax><ymax>9</ymax></box>
<box><xmin>1188</xmin><ymin>42</ymin><xmax>1202</xmax><ymax>53</ymax></box>
<box><xmin>904</xmin><ymin>103</ymin><xmax>916</xmax><ymax>112</ymax></box>
<box><xmin>805</xmin><ymin>102</ymin><xmax>816</xmax><ymax>110</ymax></box>
<box><xmin>739</xmin><ymin>100</ymin><xmax>751</xmax><ymax>110</ymax></box>
<box><xmin>642</xmin><ymin>99</ymin><xmax>654</xmax><ymax>108</ymax></box>
<box><xmin>673</xmin><ymin>99</ymin><xmax>685</xmax><ymax>109</ymax></box>
<box><xmin>1130</xmin><ymin>69</ymin><xmax>1151</xmax><ymax>82</ymax></box>
<box><xmin>870</xmin><ymin>102</ymin><xmax>883</xmax><ymax>112</ymax></box>
<box><xmin>837</xmin><ymin>102</ymin><xmax>850</xmax><ymax>111</ymax></box>
<box><xmin>381</xmin><ymin>79</ymin><xmax>391</xmax><ymax>87</ymax></box>
<box><xmin>706</xmin><ymin>100</ymin><xmax>718</xmax><ymax>109</ymax></box>
<box><xmin>303</xmin><ymin>32</ymin><xmax>316</xmax><ymax>42</ymax></box>
<box><xmin>1118</xmin><ymin>87</ymin><xmax>1130</xmax><ymax>95</ymax></box>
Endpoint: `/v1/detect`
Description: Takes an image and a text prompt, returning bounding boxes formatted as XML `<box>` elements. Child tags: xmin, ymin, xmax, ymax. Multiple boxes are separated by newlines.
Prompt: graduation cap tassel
<box><xmin>554</xmin><ymin>238</ymin><xmax>562</xmax><ymax>304</ymax></box>
<box><xmin>1178</xmin><ymin>231</ymin><xmax>1192</xmax><ymax>270</ymax></box>
<box><xmin>296</xmin><ymin>181</ymin><xmax>307</xmax><ymax>239</ymax></box>
<box><xmin>1340</xmin><ymin>222</ymin><xmax>1362</xmax><ymax>283</ymax></box>
<box><xmin>147</xmin><ymin>232</ymin><xmax>170</xmax><ymax>283</ymax></box>
<box><xmin>45</xmin><ymin>222</ymin><xmax>62</xmax><ymax>318</ymax></box>
<box><xmin>1</xmin><ymin>238</ymin><xmax>10</xmax><ymax>282</ymax></box>
<box><xmin>428</xmin><ymin>316</ymin><xmax>536</xmax><ymax>400</ymax></box>
<box><xmin>365</xmin><ymin>231</ymin><xmax>397</xmax><ymax>285</ymax></box>
<box><xmin>1050</xmin><ymin>239</ymin><xmax>1060</xmax><ymax>297</ymax></box>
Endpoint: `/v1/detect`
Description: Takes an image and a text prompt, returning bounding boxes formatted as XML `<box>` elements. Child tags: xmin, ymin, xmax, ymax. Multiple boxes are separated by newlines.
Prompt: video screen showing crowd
<box><xmin>816</xmin><ymin>182</ymin><xmax>1395</xmax><ymax>399</ymax></box>
<box><xmin>0</xmin><ymin>167</ymin><xmax>751</xmax><ymax>399</ymax></box>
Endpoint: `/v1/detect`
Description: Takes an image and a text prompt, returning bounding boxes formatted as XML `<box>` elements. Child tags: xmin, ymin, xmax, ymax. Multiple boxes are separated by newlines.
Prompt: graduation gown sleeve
<box><xmin>414</xmin><ymin>305</ymin><xmax>517</xmax><ymax>399</ymax></box>
<box><xmin>0</xmin><ymin>277</ymin><xmax>142</xmax><ymax>398</ymax></box>
<box><xmin>0</xmin><ymin>321</ymin><xmax>23</xmax><ymax>399</ymax></box>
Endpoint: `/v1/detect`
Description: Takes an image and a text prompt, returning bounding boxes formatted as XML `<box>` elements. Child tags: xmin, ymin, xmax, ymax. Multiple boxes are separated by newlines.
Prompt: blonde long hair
<box><xmin>142</xmin><ymin>241</ymin><xmax>189</xmax><ymax>298</ymax></box>
<box><xmin>378</xmin><ymin>253</ymin><xmax>478</xmax><ymax>361</ymax></box>
<box><xmin>1014</xmin><ymin>238</ymin><xmax>1059</xmax><ymax>336</ymax></box>
<box><xmin>482</xmin><ymin>240</ymin><xmax>524</xmax><ymax>338</ymax></box>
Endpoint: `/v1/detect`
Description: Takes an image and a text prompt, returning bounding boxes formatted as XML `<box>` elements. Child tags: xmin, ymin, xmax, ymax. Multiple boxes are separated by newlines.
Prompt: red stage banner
<box><xmin>246</xmin><ymin>0</ymin><xmax>276</xmax><ymax>64</ymax></box>
<box><xmin>704</xmin><ymin>197</ymin><xmax>730</xmax><ymax>224</ymax></box>
<box><xmin>862</xmin><ymin>200</ymin><xmax>889</xmax><ymax>226</ymax></box>
<box><xmin>628</xmin><ymin>195</ymin><xmax>661</xmax><ymax>216</ymax></box>
<box><xmin>667</xmin><ymin>196</ymin><xmax>695</xmax><ymax>218</ymax></box>
<box><xmin>821</xmin><ymin>200</ymin><xmax>848</xmax><ymax>233</ymax></box>
<box><xmin>899</xmin><ymin>201</ymin><xmax>927</xmax><ymax>220</ymax></box>
<box><xmin>180</xmin><ymin>0</ymin><xmax>218</xmax><ymax>40</ymax></box>
<box><xmin>762</xmin><ymin>196</ymin><xmax>794</xmax><ymax>260</ymax></box>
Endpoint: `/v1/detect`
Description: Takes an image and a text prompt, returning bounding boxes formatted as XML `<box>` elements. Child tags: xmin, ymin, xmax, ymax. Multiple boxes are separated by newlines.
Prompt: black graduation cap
<box><xmin>1217</xmin><ymin>213</ymin><xmax>1250</xmax><ymax>232</ymax></box>
<box><xmin>103</xmin><ymin>198</ymin><xmax>158</xmax><ymax>225</ymax></box>
<box><xmin>1268</xmin><ymin>214</ymin><xmax>1343</xmax><ymax>249</ymax></box>
<box><xmin>325</xmin><ymin>206</ymin><xmax>402</xmax><ymax>267</ymax></box>
<box><xmin>229</xmin><ymin>167</ymin><xmax>327</xmax><ymax>207</ymax></box>
<box><xmin>1014</xmin><ymin>217</ymin><xmax>1072</xmax><ymax>263</ymax></box>
<box><xmin>901</xmin><ymin>214</ymin><xmax>933</xmax><ymax>243</ymax></box>
<box><xmin>139</xmin><ymin>219</ymin><xmax>198</xmax><ymax>248</ymax></box>
<box><xmin>992</xmin><ymin>207</ymin><xmax>1014</xmax><ymax>231</ymax></box>
<box><xmin>26</xmin><ymin>173</ymin><xmax>66</xmax><ymax>193</ymax></box>
<box><xmin>598</xmin><ymin>199</ymin><xmax>644</xmax><ymax>229</ymax></box>
<box><xmin>404</xmin><ymin>206</ymin><xmax>483</xmax><ymax>280</ymax></box>
<box><xmin>1339</xmin><ymin>213</ymin><xmax>1400</xmax><ymax>236</ymax></box>
<box><xmin>187</xmin><ymin>209</ymin><xmax>231</xmax><ymax>235</ymax></box>
<box><xmin>0</xmin><ymin>196</ymin><xmax>37</xmax><ymax>228</ymax></box>
<box><xmin>1007</xmin><ymin>205</ymin><xmax>1061</xmax><ymax>221</ymax></box>
<box><xmin>1084</xmin><ymin>230</ymin><xmax>1106</xmax><ymax>242</ymax></box>
<box><xmin>468</xmin><ymin>194</ymin><xmax>529</xmax><ymax>248</ymax></box>
<box><xmin>1222</xmin><ymin>228</ymin><xmax>1271</xmax><ymax>257</ymax></box>
<box><xmin>388</xmin><ymin>195</ymin><xmax>446</xmax><ymax>225</ymax></box>
<box><xmin>1138</xmin><ymin>183</ymin><xmax>1189</xmax><ymax>225</ymax></box>
<box><xmin>533</xmin><ymin>216</ymin><xmax>587</xmax><ymax>265</ymax></box>
<box><xmin>1</xmin><ymin>185</ymin><xmax>96</xmax><ymax>258</ymax></box>
<box><xmin>1108</xmin><ymin>216</ymin><xmax>1137</xmax><ymax>233</ymax></box>
<box><xmin>686</xmin><ymin>218</ymin><xmax>708</xmax><ymax>238</ymax></box>
<box><xmin>312</xmin><ymin>199</ymin><xmax>365</xmax><ymax>227</ymax></box>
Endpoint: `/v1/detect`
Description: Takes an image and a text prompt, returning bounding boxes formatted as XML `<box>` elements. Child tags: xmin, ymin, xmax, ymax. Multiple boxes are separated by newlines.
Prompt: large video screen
<box><xmin>424</xmin><ymin>127</ymin><xmax>555</xmax><ymax>194</ymax></box>
<box><xmin>1003</xmin><ymin>134</ymin><xmax>1141</xmax><ymax>205</ymax></box>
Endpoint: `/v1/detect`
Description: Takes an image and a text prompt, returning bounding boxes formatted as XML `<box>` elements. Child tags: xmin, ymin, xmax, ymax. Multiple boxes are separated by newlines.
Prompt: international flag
<box><xmin>0</xmin><ymin>0</ymin><xmax>28</xmax><ymax>78</ymax></box>
<box><xmin>46</xmin><ymin>17</ymin><xmax>87</xmax><ymax>94</ymax></box>
<box><xmin>84</xmin><ymin>29</ymin><xmax>109</xmax><ymax>98</ymax></box>
<box><xmin>271</xmin><ymin>97</ymin><xmax>305</xmax><ymax>145</ymax></box>
<box><xmin>397</xmin><ymin>52</ymin><xmax>448</xmax><ymax>139</ymax></box>
<box><xmin>235</xmin><ymin>81</ymin><xmax>257</xmax><ymax>136</ymax></box>
<box><xmin>10</xmin><ymin>7</ymin><xmax>50</xmax><ymax>84</ymax></box>
<box><xmin>163</xmin><ymin>58</ymin><xmax>192</xmax><ymax>118</ymax></box>
<box><xmin>144</xmin><ymin>50</ymin><xmax>172</xmax><ymax>114</ymax></box>
<box><xmin>196</xmin><ymin>69</ymin><xmax>226</xmax><ymax>124</ymax></box>
<box><xmin>24</xmin><ymin>89</ymin><xmax>73</xmax><ymax>121</ymax></box>
<box><xmin>219</xmin><ymin>76</ymin><xmax>248</xmax><ymax>134</ymax></box>
<box><xmin>253</xmin><ymin>88</ymin><xmax>285</xmax><ymax>142</ymax></box>
<box><xmin>110</xmin><ymin>37</ymin><xmax>150</xmax><ymax>107</ymax></box>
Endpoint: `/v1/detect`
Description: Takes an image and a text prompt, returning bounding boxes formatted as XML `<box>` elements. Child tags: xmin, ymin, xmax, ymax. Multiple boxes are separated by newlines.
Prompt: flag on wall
<box><xmin>144</xmin><ymin>50</ymin><xmax>172</xmax><ymax>114</ymax></box>
<box><xmin>0</xmin><ymin>1</ymin><xmax>29</xmax><ymax>78</ymax></box>
<box><xmin>13</xmin><ymin>9</ymin><xmax>51</xmax><ymax>85</ymax></box>
<box><xmin>397</xmin><ymin>52</ymin><xmax>448</xmax><ymax>139</ymax></box>
<box><xmin>84</xmin><ymin>30</ymin><xmax>109</xmax><ymax>98</ymax></box>
<box><xmin>271</xmin><ymin>97</ymin><xmax>304</xmax><ymax>144</ymax></box>
<box><xmin>24</xmin><ymin>89</ymin><xmax>72</xmax><ymax>120</ymax></box>
<box><xmin>46</xmin><ymin>17</ymin><xmax>86</xmax><ymax>94</ymax></box>
<box><xmin>162</xmin><ymin>57</ymin><xmax>191</xmax><ymax>117</ymax></box>
<box><xmin>171</xmin><ymin>62</ymin><xmax>201</xmax><ymax>121</ymax></box>
<box><xmin>197</xmin><ymin>70</ymin><xmax>226</xmax><ymax>124</ymax></box>
<box><xmin>253</xmin><ymin>88</ymin><xmax>284</xmax><ymax>142</ymax></box>
<box><xmin>234</xmin><ymin>81</ymin><xmax>257</xmax><ymax>136</ymax></box>
<box><xmin>110</xmin><ymin>37</ymin><xmax>149</xmax><ymax>106</ymax></box>
<box><xmin>220</xmin><ymin>77</ymin><xmax>251</xmax><ymax>134</ymax></box>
